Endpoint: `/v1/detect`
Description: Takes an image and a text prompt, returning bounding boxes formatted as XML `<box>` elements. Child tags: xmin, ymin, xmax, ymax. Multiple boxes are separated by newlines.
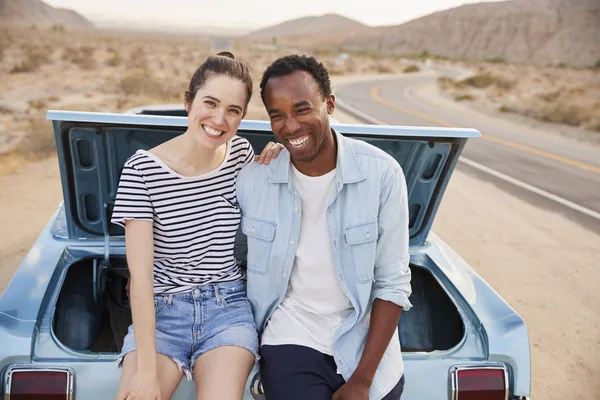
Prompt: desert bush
<box><xmin>47</xmin><ymin>95</ymin><xmax>61</xmax><ymax>102</ymax></box>
<box><xmin>403</xmin><ymin>65</ymin><xmax>420</xmax><ymax>73</ymax></box>
<box><xmin>486</xmin><ymin>57</ymin><xmax>506</xmax><ymax>64</ymax></box>
<box><xmin>127</xmin><ymin>46</ymin><xmax>148</xmax><ymax>70</ymax></box>
<box><xmin>118</xmin><ymin>73</ymin><xmax>179</xmax><ymax>100</ymax></box>
<box><xmin>27</xmin><ymin>98</ymin><xmax>47</xmax><ymax>111</ymax></box>
<box><xmin>453</xmin><ymin>93</ymin><xmax>476</xmax><ymax>102</ymax></box>
<box><xmin>459</xmin><ymin>73</ymin><xmax>515</xmax><ymax>90</ymax></box>
<box><xmin>536</xmin><ymin>90</ymin><xmax>561</xmax><ymax>102</ymax></box>
<box><xmin>10</xmin><ymin>46</ymin><xmax>50</xmax><ymax>73</ymax></box>
<box><xmin>63</xmin><ymin>46</ymin><xmax>96</xmax><ymax>70</ymax></box>
<box><xmin>539</xmin><ymin>103</ymin><xmax>586</xmax><ymax>126</ymax></box>
<box><xmin>376</xmin><ymin>63</ymin><xmax>395</xmax><ymax>73</ymax></box>
<box><xmin>595</xmin><ymin>58</ymin><xmax>600</xmax><ymax>69</ymax></box>
<box><xmin>0</xmin><ymin>105</ymin><xmax>14</xmax><ymax>114</ymax></box>
<box><xmin>437</xmin><ymin>76</ymin><xmax>456</xmax><ymax>90</ymax></box>
<box><xmin>106</xmin><ymin>49</ymin><xmax>122</xmax><ymax>67</ymax></box>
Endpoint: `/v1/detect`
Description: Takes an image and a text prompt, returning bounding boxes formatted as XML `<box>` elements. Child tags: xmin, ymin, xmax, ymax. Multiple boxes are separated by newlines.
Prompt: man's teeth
<box><xmin>288</xmin><ymin>136</ymin><xmax>308</xmax><ymax>147</ymax></box>
<box><xmin>204</xmin><ymin>125</ymin><xmax>223</xmax><ymax>137</ymax></box>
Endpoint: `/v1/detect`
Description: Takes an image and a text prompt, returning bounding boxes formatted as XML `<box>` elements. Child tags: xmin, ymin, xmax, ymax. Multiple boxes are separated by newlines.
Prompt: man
<box><xmin>237</xmin><ymin>55</ymin><xmax>412</xmax><ymax>400</ymax></box>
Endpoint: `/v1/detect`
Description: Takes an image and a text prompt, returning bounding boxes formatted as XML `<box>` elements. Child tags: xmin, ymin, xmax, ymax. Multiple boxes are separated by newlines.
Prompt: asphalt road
<box><xmin>334</xmin><ymin>73</ymin><xmax>600</xmax><ymax>233</ymax></box>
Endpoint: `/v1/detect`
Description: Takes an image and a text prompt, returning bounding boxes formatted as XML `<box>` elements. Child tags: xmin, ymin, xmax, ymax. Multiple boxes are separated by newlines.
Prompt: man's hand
<box><xmin>332</xmin><ymin>376</ymin><xmax>370</xmax><ymax>400</ymax></box>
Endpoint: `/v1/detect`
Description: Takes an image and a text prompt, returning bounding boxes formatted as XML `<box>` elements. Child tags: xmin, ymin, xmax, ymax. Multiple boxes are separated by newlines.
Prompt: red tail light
<box><xmin>451</xmin><ymin>365</ymin><xmax>508</xmax><ymax>400</ymax></box>
<box><xmin>5</xmin><ymin>366</ymin><xmax>74</xmax><ymax>400</ymax></box>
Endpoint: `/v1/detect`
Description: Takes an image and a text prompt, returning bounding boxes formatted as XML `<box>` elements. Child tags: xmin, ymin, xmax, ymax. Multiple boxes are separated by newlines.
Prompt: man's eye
<box><xmin>270</xmin><ymin>114</ymin><xmax>282</xmax><ymax>120</ymax></box>
<box><xmin>297</xmin><ymin>108</ymin><xmax>310</xmax><ymax>113</ymax></box>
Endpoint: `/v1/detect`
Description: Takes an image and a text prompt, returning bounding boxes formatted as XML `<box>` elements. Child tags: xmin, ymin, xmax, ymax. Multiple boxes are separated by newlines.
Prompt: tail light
<box><xmin>450</xmin><ymin>365</ymin><xmax>508</xmax><ymax>400</ymax></box>
<box><xmin>5</xmin><ymin>365</ymin><xmax>74</xmax><ymax>400</ymax></box>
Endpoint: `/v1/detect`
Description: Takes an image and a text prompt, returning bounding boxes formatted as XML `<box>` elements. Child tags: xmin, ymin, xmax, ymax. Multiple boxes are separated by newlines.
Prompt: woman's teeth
<box><xmin>288</xmin><ymin>136</ymin><xmax>309</xmax><ymax>147</ymax></box>
<box><xmin>203</xmin><ymin>125</ymin><xmax>223</xmax><ymax>137</ymax></box>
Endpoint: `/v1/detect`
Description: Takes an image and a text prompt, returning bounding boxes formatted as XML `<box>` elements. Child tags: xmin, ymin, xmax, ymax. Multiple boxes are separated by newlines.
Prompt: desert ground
<box><xmin>1</xmin><ymin>26</ymin><xmax>599</xmax><ymax>399</ymax></box>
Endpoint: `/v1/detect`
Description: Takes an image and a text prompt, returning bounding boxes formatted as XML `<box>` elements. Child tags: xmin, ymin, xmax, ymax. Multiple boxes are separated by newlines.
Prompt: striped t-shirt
<box><xmin>111</xmin><ymin>135</ymin><xmax>255</xmax><ymax>294</ymax></box>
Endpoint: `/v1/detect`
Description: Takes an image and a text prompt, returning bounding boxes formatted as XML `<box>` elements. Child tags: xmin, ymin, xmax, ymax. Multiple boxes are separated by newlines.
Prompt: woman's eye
<box><xmin>229</xmin><ymin>109</ymin><xmax>240</xmax><ymax>115</ymax></box>
<box><xmin>205</xmin><ymin>100</ymin><xmax>216</xmax><ymax>106</ymax></box>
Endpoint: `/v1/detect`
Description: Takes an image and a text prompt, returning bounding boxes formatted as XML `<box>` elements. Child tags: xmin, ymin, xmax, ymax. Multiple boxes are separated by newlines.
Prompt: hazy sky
<box><xmin>44</xmin><ymin>0</ymin><xmax>504</xmax><ymax>28</ymax></box>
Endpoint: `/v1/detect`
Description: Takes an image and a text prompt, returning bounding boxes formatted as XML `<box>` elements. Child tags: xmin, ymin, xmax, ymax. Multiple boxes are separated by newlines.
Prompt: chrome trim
<box><xmin>450</xmin><ymin>364</ymin><xmax>509</xmax><ymax>400</ymax></box>
<box><xmin>4</xmin><ymin>364</ymin><xmax>74</xmax><ymax>400</ymax></box>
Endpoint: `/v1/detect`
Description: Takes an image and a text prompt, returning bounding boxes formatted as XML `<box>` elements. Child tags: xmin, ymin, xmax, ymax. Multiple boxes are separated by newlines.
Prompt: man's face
<box><xmin>263</xmin><ymin>71</ymin><xmax>335</xmax><ymax>165</ymax></box>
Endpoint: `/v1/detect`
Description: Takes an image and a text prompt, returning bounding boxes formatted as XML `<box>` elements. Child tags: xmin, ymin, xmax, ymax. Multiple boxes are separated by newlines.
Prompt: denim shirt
<box><xmin>237</xmin><ymin>130</ymin><xmax>412</xmax><ymax>400</ymax></box>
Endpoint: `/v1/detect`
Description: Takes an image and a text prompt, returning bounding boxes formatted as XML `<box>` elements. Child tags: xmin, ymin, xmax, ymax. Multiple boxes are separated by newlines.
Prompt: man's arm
<box><xmin>333</xmin><ymin>166</ymin><xmax>412</xmax><ymax>400</ymax></box>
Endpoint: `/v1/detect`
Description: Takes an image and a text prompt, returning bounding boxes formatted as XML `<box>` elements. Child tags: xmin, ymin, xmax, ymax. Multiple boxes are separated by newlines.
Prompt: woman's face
<box><xmin>185</xmin><ymin>74</ymin><xmax>247</xmax><ymax>151</ymax></box>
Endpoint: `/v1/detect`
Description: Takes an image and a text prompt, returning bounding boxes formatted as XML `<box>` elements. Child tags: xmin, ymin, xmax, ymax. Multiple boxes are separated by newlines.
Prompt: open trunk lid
<box><xmin>47</xmin><ymin>110</ymin><xmax>479</xmax><ymax>246</ymax></box>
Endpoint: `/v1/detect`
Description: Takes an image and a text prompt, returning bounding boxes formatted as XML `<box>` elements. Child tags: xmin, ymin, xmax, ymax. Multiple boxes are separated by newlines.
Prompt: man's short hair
<box><xmin>260</xmin><ymin>55</ymin><xmax>332</xmax><ymax>102</ymax></box>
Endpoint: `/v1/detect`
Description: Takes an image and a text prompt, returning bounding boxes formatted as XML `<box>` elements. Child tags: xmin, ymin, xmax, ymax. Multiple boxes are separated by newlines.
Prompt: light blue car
<box><xmin>0</xmin><ymin>110</ymin><xmax>531</xmax><ymax>400</ymax></box>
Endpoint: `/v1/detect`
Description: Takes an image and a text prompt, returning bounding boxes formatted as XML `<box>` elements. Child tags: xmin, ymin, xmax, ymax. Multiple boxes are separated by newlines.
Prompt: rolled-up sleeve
<box><xmin>372</xmin><ymin>166</ymin><xmax>412</xmax><ymax>310</ymax></box>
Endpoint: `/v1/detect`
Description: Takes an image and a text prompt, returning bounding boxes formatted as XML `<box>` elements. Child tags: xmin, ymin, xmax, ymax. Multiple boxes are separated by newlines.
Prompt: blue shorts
<box><xmin>118</xmin><ymin>280</ymin><xmax>259</xmax><ymax>380</ymax></box>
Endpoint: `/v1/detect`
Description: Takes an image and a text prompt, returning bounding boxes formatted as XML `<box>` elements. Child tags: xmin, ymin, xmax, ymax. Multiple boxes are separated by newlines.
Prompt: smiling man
<box><xmin>236</xmin><ymin>55</ymin><xmax>412</xmax><ymax>400</ymax></box>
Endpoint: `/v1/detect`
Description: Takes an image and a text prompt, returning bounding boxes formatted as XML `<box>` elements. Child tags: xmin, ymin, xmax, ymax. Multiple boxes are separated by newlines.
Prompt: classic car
<box><xmin>0</xmin><ymin>110</ymin><xmax>531</xmax><ymax>399</ymax></box>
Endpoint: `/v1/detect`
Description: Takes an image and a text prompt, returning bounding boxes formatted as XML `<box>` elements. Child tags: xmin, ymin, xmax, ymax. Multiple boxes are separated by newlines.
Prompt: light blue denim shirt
<box><xmin>237</xmin><ymin>130</ymin><xmax>412</xmax><ymax>400</ymax></box>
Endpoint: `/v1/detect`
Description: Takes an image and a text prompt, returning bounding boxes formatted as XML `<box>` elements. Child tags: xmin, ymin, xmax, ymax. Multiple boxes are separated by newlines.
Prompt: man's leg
<box><xmin>260</xmin><ymin>344</ymin><xmax>345</xmax><ymax>400</ymax></box>
<box><xmin>381</xmin><ymin>374</ymin><xmax>405</xmax><ymax>399</ymax></box>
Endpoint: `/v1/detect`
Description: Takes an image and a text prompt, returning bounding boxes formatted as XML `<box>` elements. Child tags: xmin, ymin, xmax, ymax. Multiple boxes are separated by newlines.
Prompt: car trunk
<box><xmin>52</xmin><ymin>254</ymin><xmax>464</xmax><ymax>354</ymax></box>
<box><xmin>45</xmin><ymin>110</ymin><xmax>477</xmax><ymax>356</ymax></box>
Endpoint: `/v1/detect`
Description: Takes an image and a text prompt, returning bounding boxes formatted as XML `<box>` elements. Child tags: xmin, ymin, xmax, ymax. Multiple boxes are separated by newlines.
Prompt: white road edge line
<box><xmin>334</xmin><ymin>90</ymin><xmax>600</xmax><ymax>222</ymax></box>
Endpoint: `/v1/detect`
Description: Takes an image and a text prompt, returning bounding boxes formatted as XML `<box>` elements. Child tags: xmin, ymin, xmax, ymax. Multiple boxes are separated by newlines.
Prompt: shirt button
<box><xmin>194</xmin><ymin>289</ymin><xmax>200</xmax><ymax>296</ymax></box>
<box><xmin>282</xmin><ymin>273</ymin><xmax>287</xmax><ymax>278</ymax></box>
<box><xmin>294</xmin><ymin>208</ymin><xmax>298</xmax><ymax>213</ymax></box>
<box><xmin>289</xmin><ymin>240</ymin><xmax>294</xmax><ymax>245</ymax></box>
<box><xmin>366</xmin><ymin>233</ymin><xmax>371</xmax><ymax>238</ymax></box>
<box><xmin>250</xmin><ymin>227</ymin><xmax>255</xmax><ymax>232</ymax></box>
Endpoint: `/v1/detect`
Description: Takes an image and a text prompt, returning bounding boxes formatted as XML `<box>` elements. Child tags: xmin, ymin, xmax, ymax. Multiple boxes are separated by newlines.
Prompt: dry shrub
<box><xmin>437</xmin><ymin>76</ymin><xmax>456</xmax><ymax>90</ymax></box>
<box><xmin>118</xmin><ymin>73</ymin><xmax>180</xmax><ymax>100</ymax></box>
<box><xmin>536</xmin><ymin>90</ymin><xmax>561</xmax><ymax>102</ymax></box>
<box><xmin>0</xmin><ymin>105</ymin><xmax>14</xmax><ymax>115</ymax></box>
<box><xmin>460</xmin><ymin>73</ymin><xmax>515</xmax><ymax>90</ymax></box>
<box><xmin>586</xmin><ymin>120</ymin><xmax>600</xmax><ymax>132</ymax></box>
<box><xmin>10</xmin><ymin>46</ymin><xmax>50</xmax><ymax>73</ymax></box>
<box><xmin>63</xmin><ymin>46</ymin><xmax>96</xmax><ymax>70</ymax></box>
<box><xmin>127</xmin><ymin>46</ymin><xmax>148</xmax><ymax>71</ymax></box>
<box><xmin>15</xmin><ymin>114</ymin><xmax>56</xmax><ymax>160</ymax></box>
<box><xmin>47</xmin><ymin>95</ymin><xmax>61</xmax><ymax>102</ymax></box>
<box><xmin>453</xmin><ymin>93</ymin><xmax>476</xmax><ymax>102</ymax></box>
<box><xmin>27</xmin><ymin>98</ymin><xmax>47</xmax><ymax>111</ymax></box>
<box><xmin>403</xmin><ymin>65</ymin><xmax>420</xmax><ymax>73</ymax></box>
<box><xmin>106</xmin><ymin>49</ymin><xmax>122</xmax><ymax>67</ymax></box>
<box><xmin>539</xmin><ymin>103</ymin><xmax>587</xmax><ymax>126</ymax></box>
<box><xmin>376</xmin><ymin>63</ymin><xmax>395</xmax><ymax>73</ymax></box>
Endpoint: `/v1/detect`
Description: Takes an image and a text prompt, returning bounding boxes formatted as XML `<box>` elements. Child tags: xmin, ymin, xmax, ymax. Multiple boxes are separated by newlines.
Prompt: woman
<box><xmin>112</xmin><ymin>52</ymin><xmax>281</xmax><ymax>400</ymax></box>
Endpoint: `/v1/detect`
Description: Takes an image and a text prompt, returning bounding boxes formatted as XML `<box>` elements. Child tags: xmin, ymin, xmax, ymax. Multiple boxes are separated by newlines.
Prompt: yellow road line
<box><xmin>370</xmin><ymin>82</ymin><xmax>600</xmax><ymax>175</ymax></box>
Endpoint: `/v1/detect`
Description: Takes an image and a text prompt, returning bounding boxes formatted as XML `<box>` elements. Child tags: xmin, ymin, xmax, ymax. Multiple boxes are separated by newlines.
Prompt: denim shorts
<box><xmin>117</xmin><ymin>280</ymin><xmax>259</xmax><ymax>380</ymax></box>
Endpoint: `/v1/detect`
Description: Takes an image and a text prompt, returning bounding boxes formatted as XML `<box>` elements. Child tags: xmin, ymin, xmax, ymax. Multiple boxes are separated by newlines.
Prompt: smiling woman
<box><xmin>107</xmin><ymin>52</ymin><xmax>271</xmax><ymax>400</ymax></box>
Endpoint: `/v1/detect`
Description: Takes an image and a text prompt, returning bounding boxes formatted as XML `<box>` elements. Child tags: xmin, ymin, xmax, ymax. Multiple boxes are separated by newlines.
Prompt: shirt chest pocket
<box><xmin>345</xmin><ymin>221</ymin><xmax>378</xmax><ymax>283</ymax></box>
<box><xmin>241</xmin><ymin>215</ymin><xmax>276</xmax><ymax>275</ymax></box>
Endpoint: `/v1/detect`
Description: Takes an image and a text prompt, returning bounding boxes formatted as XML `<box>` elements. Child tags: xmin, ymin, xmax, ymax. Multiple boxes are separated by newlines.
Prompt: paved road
<box><xmin>335</xmin><ymin>73</ymin><xmax>600</xmax><ymax>233</ymax></box>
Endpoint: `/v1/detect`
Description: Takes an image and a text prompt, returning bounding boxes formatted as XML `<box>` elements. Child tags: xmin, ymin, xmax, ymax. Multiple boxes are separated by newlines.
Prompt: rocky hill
<box><xmin>341</xmin><ymin>0</ymin><xmax>600</xmax><ymax>66</ymax></box>
<box><xmin>0</xmin><ymin>0</ymin><xmax>94</xmax><ymax>29</ymax></box>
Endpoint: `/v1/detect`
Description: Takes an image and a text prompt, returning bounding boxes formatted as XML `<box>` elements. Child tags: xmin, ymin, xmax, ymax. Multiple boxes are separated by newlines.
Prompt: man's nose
<box><xmin>283</xmin><ymin>116</ymin><xmax>301</xmax><ymax>134</ymax></box>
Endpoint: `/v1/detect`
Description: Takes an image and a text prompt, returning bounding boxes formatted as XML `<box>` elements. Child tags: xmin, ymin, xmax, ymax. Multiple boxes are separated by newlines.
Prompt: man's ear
<box><xmin>326</xmin><ymin>94</ymin><xmax>335</xmax><ymax>115</ymax></box>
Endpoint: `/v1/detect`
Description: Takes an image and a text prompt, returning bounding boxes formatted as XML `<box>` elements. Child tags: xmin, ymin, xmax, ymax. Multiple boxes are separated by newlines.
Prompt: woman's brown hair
<box><xmin>185</xmin><ymin>52</ymin><xmax>253</xmax><ymax>116</ymax></box>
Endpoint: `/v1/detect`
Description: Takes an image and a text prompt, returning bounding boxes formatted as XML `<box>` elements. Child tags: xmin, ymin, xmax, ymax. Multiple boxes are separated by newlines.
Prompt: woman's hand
<box><xmin>255</xmin><ymin>141</ymin><xmax>284</xmax><ymax>165</ymax></box>
<box><xmin>119</xmin><ymin>371</ymin><xmax>161</xmax><ymax>400</ymax></box>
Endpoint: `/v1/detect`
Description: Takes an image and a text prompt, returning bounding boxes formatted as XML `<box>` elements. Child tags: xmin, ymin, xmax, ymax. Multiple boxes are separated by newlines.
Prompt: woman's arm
<box><xmin>121</xmin><ymin>219</ymin><xmax>161</xmax><ymax>399</ymax></box>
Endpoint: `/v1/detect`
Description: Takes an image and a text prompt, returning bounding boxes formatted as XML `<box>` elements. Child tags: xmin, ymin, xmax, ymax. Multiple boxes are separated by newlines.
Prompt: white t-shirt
<box><xmin>261</xmin><ymin>165</ymin><xmax>353</xmax><ymax>355</ymax></box>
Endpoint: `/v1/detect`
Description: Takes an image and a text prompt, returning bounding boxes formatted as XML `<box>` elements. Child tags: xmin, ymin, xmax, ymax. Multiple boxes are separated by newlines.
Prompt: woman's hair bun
<box><xmin>216</xmin><ymin>51</ymin><xmax>235</xmax><ymax>60</ymax></box>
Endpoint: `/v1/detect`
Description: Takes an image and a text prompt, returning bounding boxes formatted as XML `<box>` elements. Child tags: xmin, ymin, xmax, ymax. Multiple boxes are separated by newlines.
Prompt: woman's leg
<box><xmin>116</xmin><ymin>351</ymin><xmax>184</xmax><ymax>400</ymax></box>
<box><xmin>193</xmin><ymin>346</ymin><xmax>254</xmax><ymax>400</ymax></box>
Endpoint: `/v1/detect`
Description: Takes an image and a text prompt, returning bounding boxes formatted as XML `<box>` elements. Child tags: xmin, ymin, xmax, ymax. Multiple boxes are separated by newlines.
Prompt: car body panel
<box><xmin>0</xmin><ymin>111</ymin><xmax>531</xmax><ymax>399</ymax></box>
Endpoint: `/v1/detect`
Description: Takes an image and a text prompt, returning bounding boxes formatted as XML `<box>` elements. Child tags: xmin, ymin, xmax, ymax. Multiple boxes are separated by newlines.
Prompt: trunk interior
<box><xmin>52</xmin><ymin>254</ymin><xmax>465</xmax><ymax>354</ymax></box>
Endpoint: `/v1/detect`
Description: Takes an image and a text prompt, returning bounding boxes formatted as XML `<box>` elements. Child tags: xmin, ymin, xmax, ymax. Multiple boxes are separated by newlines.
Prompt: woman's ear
<box><xmin>184</xmin><ymin>91</ymin><xmax>192</xmax><ymax>114</ymax></box>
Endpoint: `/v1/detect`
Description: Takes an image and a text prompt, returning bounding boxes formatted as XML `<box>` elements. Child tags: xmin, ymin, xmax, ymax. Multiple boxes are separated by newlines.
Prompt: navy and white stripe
<box><xmin>111</xmin><ymin>136</ymin><xmax>254</xmax><ymax>294</ymax></box>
